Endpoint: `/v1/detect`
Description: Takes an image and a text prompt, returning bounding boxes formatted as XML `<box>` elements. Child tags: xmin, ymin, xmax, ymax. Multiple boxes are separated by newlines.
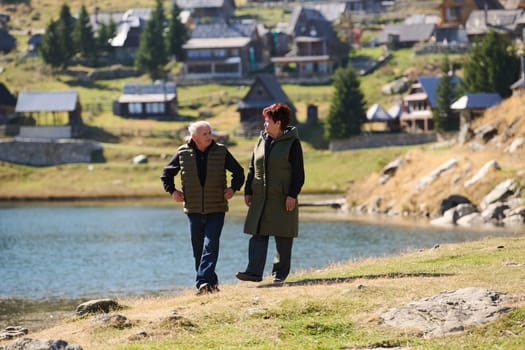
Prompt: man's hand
<box><xmin>224</xmin><ymin>187</ymin><xmax>234</xmax><ymax>200</ymax></box>
<box><xmin>172</xmin><ymin>190</ymin><xmax>184</xmax><ymax>202</ymax></box>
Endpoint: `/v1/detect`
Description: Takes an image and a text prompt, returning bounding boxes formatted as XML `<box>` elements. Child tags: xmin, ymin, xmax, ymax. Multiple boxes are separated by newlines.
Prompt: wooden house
<box><xmin>437</xmin><ymin>0</ymin><xmax>503</xmax><ymax>28</ymax></box>
<box><xmin>115</xmin><ymin>82</ymin><xmax>177</xmax><ymax>118</ymax></box>
<box><xmin>271</xmin><ymin>6</ymin><xmax>348</xmax><ymax>80</ymax></box>
<box><xmin>15</xmin><ymin>91</ymin><xmax>82</xmax><ymax>139</ymax></box>
<box><xmin>182</xmin><ymin>21</ymin><xmax>270</xmax><ymax>79</ymax></box>
<box><xmin>237</xmin><ymin>74</ymin><xmax>295</xmax><ymax>134</ymax></box>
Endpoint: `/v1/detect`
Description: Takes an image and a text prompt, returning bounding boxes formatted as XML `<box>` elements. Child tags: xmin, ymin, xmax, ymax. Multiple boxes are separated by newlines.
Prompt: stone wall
<box><xmin>329</xmin><ymin>132</ymin><xmax>438</xmax><ymax>151</ymax></box>
<box><xmin>0</xmin><ymin>138</ymin><xmax>104</xmax><ymax>166</ymax></box>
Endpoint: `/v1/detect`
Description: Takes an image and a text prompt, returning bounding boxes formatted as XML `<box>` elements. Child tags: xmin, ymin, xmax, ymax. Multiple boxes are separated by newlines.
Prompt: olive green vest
<box><xmin>178</xmin><ymin>143</ymin><xmax>228</xmax><ymax>214</ymax></box>
<box><xmin>244</xmin><ymin>127</ymin><xmax>299</xmax><ymax>237</ymax></box>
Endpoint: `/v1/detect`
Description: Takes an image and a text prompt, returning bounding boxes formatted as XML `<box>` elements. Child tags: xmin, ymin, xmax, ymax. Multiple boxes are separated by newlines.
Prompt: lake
<box><xmin>0</xmin><ymin>199</ymin><xmax>519</xmax><ymax>301</ymax></box>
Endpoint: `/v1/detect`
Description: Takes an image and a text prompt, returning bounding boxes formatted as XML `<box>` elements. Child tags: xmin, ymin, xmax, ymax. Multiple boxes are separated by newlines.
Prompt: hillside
<box><xmin>346</xmin><ymin>94</ymin><xmax>525</xmax><ymax>219</ymax></box>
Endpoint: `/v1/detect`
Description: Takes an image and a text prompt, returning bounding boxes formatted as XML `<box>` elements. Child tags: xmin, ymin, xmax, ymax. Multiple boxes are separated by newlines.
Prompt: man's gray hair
<box><xmin>188</xmin><ymin>121</ymin><xmax>211</xmax><ymax>136</ymax></box>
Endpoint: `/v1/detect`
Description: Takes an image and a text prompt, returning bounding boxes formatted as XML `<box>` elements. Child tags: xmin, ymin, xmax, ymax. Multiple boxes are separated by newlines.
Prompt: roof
<box><xmin>183</xmin><ymin>37</ymin><xmax>251</xmax><ymax>49</ymax></box>
<box><xmin>271</xmin><ymin>55</ymin><xmax>331</xmax><ymax>63</ymax></box>
<box><xmin>237</xmin><ymin>74</ymin><xmax>292</xmax><ymax>110</ymax></box>
<box><xmin>416</xmin><ymin>75</ymin><xmax>461</xmax><ymax>108</ymax></box>
<box><xmin>366</xmin><ymin>103</ymin><xmax>393</xmax><ymax>121</ymax></box>
<box><xmin>450</xmin><ymin>93</ymin><xmax>502</xmax><ymax>110</ymax></box>
<box><xmin>119</xmin><ymin>82</ymin><xmax>177</xmax><ymax>103</ymax></box>
<box><xmin>474</xmin><ymin>0</ymin><xmax>504</xmax><ymax>9</ymax></box>
<box><xmin>176</xmin><ymin>0</ymin><xmax>234</xmax><ymax>9</ymax></box>
<box><xmin>189</xmin><ymin>21</ymin><xmax>257</xmax><ymax>39</ymax></box>
<box><xmin>15</xmin><ymin>91</ymin><xmax>79</xmax><ymax>112</ymax></box>
<box><xmin>465</xmin><ymin>9</ymin><xmax>523</xmax><ymax>35</ymax></box>
<box><xmin>375</xmin><ymin>23</ymin><xmax>435</xmax><ymax>44</ymax></box>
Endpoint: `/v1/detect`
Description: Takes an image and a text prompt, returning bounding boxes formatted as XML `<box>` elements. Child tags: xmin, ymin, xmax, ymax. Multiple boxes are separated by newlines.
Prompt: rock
<box><xmin>464</xmin><ymin>160</ymin><xmax>500</xmax><ymax>188</ymax></box>
<box><xmin>1</xmin><ymin>338</ymin><xmax>83</xmax><ymax>350</ymax></box>
<box><xmin>75</xmin><ymin>299</ymin><xmax>121</xmax><ymax>316</ymax></box>
<box><xmin>90</xmin><ymin>314</ymin><xmax>131</xmax><ymax>329</ymax></box>
<box><xmin>480</xmin><ymin>178</ymin><xmax>518</xmax><ymax>210</ymax></box>
<box><xmin>439</xmin><ymin>194</ymin><xmax>471</xmax><ymax>215</ymax></box>
<box><xmin>381</xmin><ymin>287</ymin><xmax>511</xmax><ymax>337</ymax></box>
<box><xmin>0</xmin><ymin>326</ymin><xmax>28</xmax><ymax>341</ymax></box>
<box><xmin>132</xmin><ymin>154</ymin><xmax>148</xmax><ymax>164</ymax></box>
<box><xmin>416</xmin><ymin>158</ymin><xmax>458</xmax><ymax>191</ymax></box>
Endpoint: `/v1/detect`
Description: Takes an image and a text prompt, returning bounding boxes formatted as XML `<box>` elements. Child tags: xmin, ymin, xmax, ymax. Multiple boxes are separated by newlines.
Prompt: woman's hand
<box><xmin>244</xmin><ymin>195</ymin><xmax>252</xmax><ymax>206</ymax></box>
<box><xmin>285</xmin><ymin>196</ymin><xmax>296</xmax><ymax>211</ymax></box>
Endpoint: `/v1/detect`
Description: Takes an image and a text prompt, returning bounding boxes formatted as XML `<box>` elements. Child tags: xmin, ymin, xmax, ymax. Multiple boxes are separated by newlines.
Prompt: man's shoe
<box><xmin>235</xmin><ymin>271</ymin><xmax>262</xmax><ymax>282</ymax></box>
<box><xmin>196</xmin><ymin>283</ymin><xmax>214</xmax><ymax>295</ymax></box>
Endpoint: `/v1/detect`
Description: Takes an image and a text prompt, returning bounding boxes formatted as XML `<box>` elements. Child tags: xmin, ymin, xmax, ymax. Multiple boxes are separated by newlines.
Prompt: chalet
<box><xmin>175</xmin><ymin>0</ymin><xmax>235</xmax><ymax>22</ymax></box>
<box><xmin>109</xmin><ymin>8</ymin><xmax>152</xmax><ymax>63</ymax></box>
<box><xmin>182</xmin><ymin>21</ymin><xmax>269</xmax><ymax>79</ymax></box>
<box><xmin>15</xmin><ymin>91</ymin><xmax>82</xmax><ymax>139</ymax></box>
<box><xmin>400</xmin><ymin>75</ymin><xmax>460</xmax><ymax>132</ymax></box>
<box><xmin>271</xmin><ymin>6</ymin><xmax>348</xmax><ymax>80</ymax></box>
<box><xmin>115</xmin><ymin>82</ymin><xmax>177</xmax><ymax>118</ymax></box>
<box><xmin>365</xmin><ymin>103</ymin><xmax>400</xmax><ymax>132</ymax></box>
<box><xmin>437</xmin><ymin>0</ymin><xmax>503</xmax><ymax>28</ymax></box>
<box><xmin>237</xmin><ymin>74</ymin><xmax>295</xmax><ymax>134</ymax></box>
<box><xmin>451</xmin><ymin>93</ymin><xmax>502</xmax><ymax>127</ymax></box>
<box><xmin>465</xmin><ymin>9</ymin><xmax>525</xmax><ymax>40</ymax></box>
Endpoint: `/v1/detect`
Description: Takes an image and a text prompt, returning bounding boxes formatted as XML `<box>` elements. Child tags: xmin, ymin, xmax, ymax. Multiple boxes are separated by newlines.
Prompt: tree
<box><xmin>96</xmin><ymin>19</ymin><xmax>116</xmax><ymax>56</ymax></box>
<box><xmin>135</xmin><ymin>0</ymin><xmax>168</xmax><ymax>80</ymax></box>
<box><xmin>40</xmin><ymin>19</ymin><xmax>68</xmax><ymax>69</ymax></box>
<box><xmin>165</xmin><ymin>2</ymin><xmax>189</xmax><ymax>62</ymax></box>
<box><xmin>326</xmin><ymin>66</ymin><xmax>366</xmax><ymax>139</ymax></box>
<box><xmin>462</xmin><ymin>30</ymin><xmax>520</xmax><ymax>98</ymax></box>
<box><xmin>72</xmin><ymin>5</ymin><xmax>96</xmax><ymax>62</ymax></box>
<box><xmin>433</xmin><ymin>55</ymin><xmax>458</xmax><ymax>131</ymax></box>
<box><xmin>57</xmin><ymin>4</ymin><xmax>75</xmax><ymax>63</ymax></box>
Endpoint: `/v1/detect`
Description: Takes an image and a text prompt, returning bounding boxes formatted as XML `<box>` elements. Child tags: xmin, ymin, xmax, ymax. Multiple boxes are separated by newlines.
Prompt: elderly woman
<box><xmin>236</xmin><ymin>103</ymin><xmax>305</xmax><ymax>284</ymax></box>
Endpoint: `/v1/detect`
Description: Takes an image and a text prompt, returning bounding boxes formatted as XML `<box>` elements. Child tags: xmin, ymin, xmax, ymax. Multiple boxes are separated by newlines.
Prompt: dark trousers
<box><xmin>187</xmin><ymin>212</ymin><xmax>225</xmax><ymax>289</ymax></box>
<box><xmin>245</xmin><ymin>235</ymin><xmax>294</xmax><ymax>280</ymax></box>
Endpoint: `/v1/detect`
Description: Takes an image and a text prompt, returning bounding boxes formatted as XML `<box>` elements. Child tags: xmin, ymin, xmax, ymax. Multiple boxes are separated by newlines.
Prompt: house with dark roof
<box><xmin>271</xmin><ymin>6</ymin><xmax>348</xmax><ymax>80</ymax></box>
<box><xmin>451</xmin><ymin>92</ymin><xmax>502</xmax><ymax>128</ymax></box>
<box><xmin>375</xmin><ymin>23</ymin><xmax>436</xmax><ymax>49</ymax></box>
<box><xmin>437</xmin><ymin>0</ymin><xmax>504</xmax><ymax>28</ymax></box>
<box><xmin>175</xmin><ymin>0</ymin><xmax>235</xmax><ymax>22</ymax></box>
<box><xmin>14</xmin><ymin>91</ymin><xmax>82</xmax><ymax>139</ymax></box>
<box><xmin>115</xmin><ymin>82</ymin><xmax>177</xmax><ymax>118</ymax></box>
<box><xmin>109</xmin><ymin>8</ymin><xmax>152</xmax><ymax>63</ymax></box>
<box><xmin>400</xmin><ymin>75</ymin><xmax>460</xmax><ymax>132</ymax></box>
<box><xmin>237</xmin><ymin>74</ymin><xmax>295</xmax><ymax>134</ymax></box>
<box><xmin>182</xmin><ymin>20</ymin><xmax>270</xmax><ymax>79</ymax></box>
<box><xmin>465</xmin><ymin>8</ymin><xmax>525</xmax><ymax>40</ymax></box>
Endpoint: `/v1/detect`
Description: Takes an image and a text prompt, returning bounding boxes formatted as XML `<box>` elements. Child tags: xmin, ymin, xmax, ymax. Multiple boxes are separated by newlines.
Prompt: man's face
<box><xmin>192</xmin><ymin>125</ymin><xmax>213</xmax><ymax>151</ymax></box>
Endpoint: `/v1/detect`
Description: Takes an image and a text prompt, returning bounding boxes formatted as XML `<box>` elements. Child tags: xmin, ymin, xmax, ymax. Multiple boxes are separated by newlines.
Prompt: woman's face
<box><xmin>264</xmin><ymin>116</ymin><xmax>281</xmax><ymax>138</ymax></box>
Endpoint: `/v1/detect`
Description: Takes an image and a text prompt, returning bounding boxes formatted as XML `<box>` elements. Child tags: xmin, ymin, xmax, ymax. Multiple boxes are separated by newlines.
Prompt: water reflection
<box><xmin>0</xmin><ymin>202</ymin><xmax>518</xmax><ymax>300</ymax></box>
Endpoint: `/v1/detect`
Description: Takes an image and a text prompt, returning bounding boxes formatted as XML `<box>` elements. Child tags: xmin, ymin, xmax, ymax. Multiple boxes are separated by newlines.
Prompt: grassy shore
<box><xmin>2</xmin><ymin>235</ymin><xmax>523</xmax><ymax>349</ymax></box>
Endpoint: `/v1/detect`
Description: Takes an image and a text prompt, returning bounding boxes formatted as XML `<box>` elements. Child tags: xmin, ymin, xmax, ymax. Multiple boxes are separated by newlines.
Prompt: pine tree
<box><xmin>72</xmin><ymin>5</ymin><xmax>96</xmax><ymax>62</ymax></box>
<box><xmin>462</xmin><ymin>30</ymin><xmax>519</xmax><ymax>98</ymax></box>
<box><xmin>96</xmin><ymin>19</ymin><xmax>116</xmax><ymax>56</ymax></box>
<box><xmin>433</xmin><ymin>55</ymin><xmax>458</xmax><ymax>131</ymax></box>
<box><xmin>57</xmin><ymin>4</ymin><xmax>75</xmax><ymax>64</ymax></box>
<box><xmin>165</xmin><ymin>2</ymin><xmax>189</xmax><ymax>62</ymax></box>
<box><xmin>135</xmin><ymin>0</ymin><xmax>168</xmax><ymax>80</ymax></box>
<box><xmin>40</xmin><ymin>19</ymin><xmax>67</xmax><ymax>70</ymax></box>
<box><xmin>326</xmin><ymin>66</ymin><xmax>366</xmax><ymax>139</ymax></box>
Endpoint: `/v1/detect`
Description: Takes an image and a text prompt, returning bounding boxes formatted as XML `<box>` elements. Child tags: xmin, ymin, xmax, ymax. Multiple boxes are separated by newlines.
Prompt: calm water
<box><xmin>0</xmin><ymin>202</ymin><xmax>519</xmax><ymax>300</ymax></box>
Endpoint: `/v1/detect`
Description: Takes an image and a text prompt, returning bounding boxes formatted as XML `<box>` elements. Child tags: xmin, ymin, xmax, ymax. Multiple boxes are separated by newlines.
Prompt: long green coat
<box><xmin>243</xmin><ymin>127</ymin><xmax>299</xmax><ymax>237</ymax></box>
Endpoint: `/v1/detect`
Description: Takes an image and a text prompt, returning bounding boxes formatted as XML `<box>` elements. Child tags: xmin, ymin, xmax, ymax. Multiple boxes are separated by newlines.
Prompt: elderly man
<box><xmin>161</xmin><ymin>121</ymin><xmax>244</xmax><ymax>295</ymax></box>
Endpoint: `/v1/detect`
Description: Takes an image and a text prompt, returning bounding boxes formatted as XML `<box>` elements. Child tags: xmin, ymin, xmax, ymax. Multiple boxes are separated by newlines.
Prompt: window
<box><xmin>128</xmin><ymin>102</ymin><xmax>143</xmax><ymax>114</ymax></box>
<box><xmin>214</xmin><ymin>49</ymin><xmax>226</xmax><ymax>57</ymax></box>
<box><xmin>146</xmin><ymin>102</ymin><xmax>165</xmax><ymax>114</ymax></box>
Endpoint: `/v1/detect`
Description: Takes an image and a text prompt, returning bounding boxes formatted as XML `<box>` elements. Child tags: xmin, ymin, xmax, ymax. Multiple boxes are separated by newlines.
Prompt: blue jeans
<box><xmin>187</xmin><ymin>212</ymin><xmax>225</xmax><ymax>289</ymax></box>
